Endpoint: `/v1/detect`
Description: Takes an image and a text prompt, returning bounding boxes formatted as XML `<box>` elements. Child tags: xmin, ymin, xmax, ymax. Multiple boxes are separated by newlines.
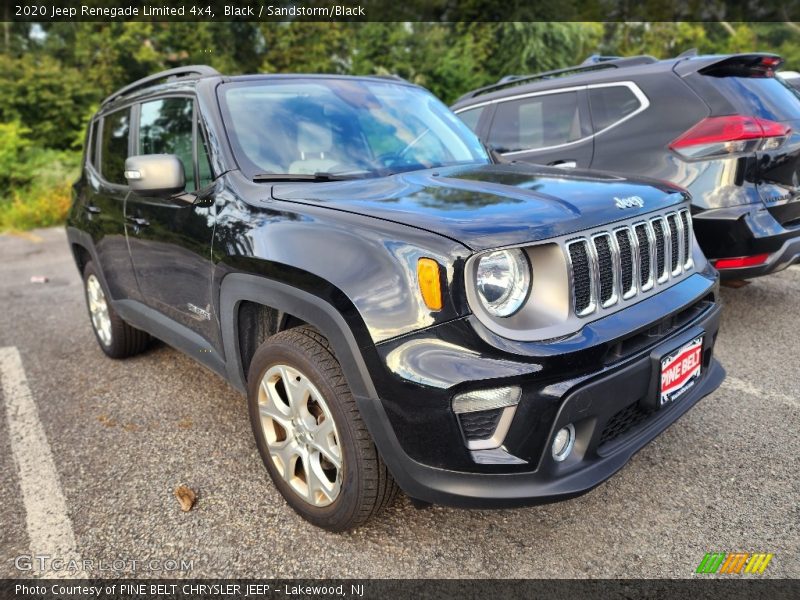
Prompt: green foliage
<box><xmin>0</xmin><ymin>53</ymin><xmax>93</xmax><ymax>149</ymax></box>
<box><xmin>0</xmin><ymin>121</ymin><xmax>31</xmax><ymax>191</ymax></box>
<box><xmin>0</xmin><ymin>174</ymin><xmax>76</xmax><ymax>232</ymax></box>
<box><xmin>1</xmin><ymin>21</ymin><xmax>799</xmax><ymax>230</ymax></box>
<box><xmin>0</xmin><ymin>121</ymin><xmax>79</xmax><ymax>231</ymax></box>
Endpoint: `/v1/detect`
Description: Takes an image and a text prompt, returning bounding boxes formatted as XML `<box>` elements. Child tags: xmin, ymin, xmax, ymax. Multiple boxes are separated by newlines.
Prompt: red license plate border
<box><xmin>659</xmin><ymin>335</ymin><xmax>704</xmax><ymax>406</ymax></box>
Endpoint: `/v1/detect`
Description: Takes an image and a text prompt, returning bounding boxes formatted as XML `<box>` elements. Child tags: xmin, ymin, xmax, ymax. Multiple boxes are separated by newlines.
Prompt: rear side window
<box><xmin>487</xmin><ymin>91</ymin><xmax>581</xmax><ymax>153</ymax></box>
<box><xmin>588</xmin><ymin>85</ymin><xmax>643</xmax><ymax>131</ymax></box>
<box><xmin>457</xmin><ymin>107</ymin><xmax>484</xmax><ymax>133</ymax></box>
<box><xmin>138</xmin><ymin>97</ymin><xmax>194</xmax><ymax>190</ymax></box>
<box><xmin>99</xmin><ymin>109</ymin><xmax>130</xmax><ymax>185</ymax></box>
<box><xmin>710</xmin><ymin>77</ymin><xmax>800</xmax><ymax>122</ymax></box>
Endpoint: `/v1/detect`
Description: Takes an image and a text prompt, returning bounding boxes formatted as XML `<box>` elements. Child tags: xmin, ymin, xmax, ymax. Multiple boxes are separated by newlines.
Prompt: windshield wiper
<box><xmin>252</xmin><ymin>172</ymin><xmax>359</xmax><ymax>183</ymax></box>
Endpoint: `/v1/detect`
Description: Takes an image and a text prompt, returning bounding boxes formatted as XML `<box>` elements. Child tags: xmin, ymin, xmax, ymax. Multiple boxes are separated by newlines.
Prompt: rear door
<box><xmin>586</xmin><ymin>82</ymin><xmax>652</xmax><ymax>163</ymax></box>
<box><xmin>483</xmin><ymin>88</ymin><xmax>594</xmax><ymax>168</ymax></box>
<box><xmin>83</xmin><ymin>106</ymin><xmax>141</xmax><ymax>301</ymax></box>
<box><xmin>125</xmin><ymin>95</ymin><xmax>219</xmax><ymax>345</ymax></box>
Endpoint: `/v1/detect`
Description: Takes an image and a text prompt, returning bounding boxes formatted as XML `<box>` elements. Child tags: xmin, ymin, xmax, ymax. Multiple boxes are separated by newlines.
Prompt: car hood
<box><xmin>270</xmin><ymin>163</ymin><xmax>688</xmax><ymax>251</ymax></box>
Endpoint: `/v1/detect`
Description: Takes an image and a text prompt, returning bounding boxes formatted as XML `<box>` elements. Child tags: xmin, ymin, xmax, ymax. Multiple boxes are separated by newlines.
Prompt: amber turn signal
<box><xmin>417</xmin><ymin>258</ymin><xmax>443</xmax><ymax>311</ymax></box>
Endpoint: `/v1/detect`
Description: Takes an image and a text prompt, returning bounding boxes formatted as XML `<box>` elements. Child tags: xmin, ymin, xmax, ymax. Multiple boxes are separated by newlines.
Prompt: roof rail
<box><xmin>497</xmin><ymin>75</ymin><xmax>525</xmax><ymax>84</ymax></box>
<box><xmin>371</xmin><ymin>74</ymin><xmax>409</xmax><ymax>82</ymax></box>
<box><xmin>454</xmin><ymin>55</ymin><xmax>658</xmax><ymax>103</ymax></box>
<box><xmin>102</xmin><ymin>65</ymin><xmax>220</xmax><ymax>106</ymax></box>
<box><xmin>581</xmin><ymin>54</ymin><xmax>625</xmax><ymax>65</ymax></box>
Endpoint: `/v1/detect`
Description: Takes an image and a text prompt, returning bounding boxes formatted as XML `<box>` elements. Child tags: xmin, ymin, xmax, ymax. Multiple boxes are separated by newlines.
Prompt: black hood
<box><xmin>271</xmin><ymin>163</ymin><xmax>688</xmax><ymax>251</ymax></box>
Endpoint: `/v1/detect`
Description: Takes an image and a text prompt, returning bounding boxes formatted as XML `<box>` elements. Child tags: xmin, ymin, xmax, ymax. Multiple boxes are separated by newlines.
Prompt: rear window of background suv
<box><xmin>709</xmin><ymin>76</ymin><xmax>800</xmax><ymax>122</ymax></box>
<box><xmin>588</xmin><ymin>85</ymin><xmax>642</xmax><ymax>131</ymax></box>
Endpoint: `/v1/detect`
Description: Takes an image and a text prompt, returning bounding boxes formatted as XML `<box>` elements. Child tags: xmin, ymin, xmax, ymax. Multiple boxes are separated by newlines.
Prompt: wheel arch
<box><xmin>219</xmin><ymin>273</ymin><xmax>378</xmax><ymax>399</ymax></box>
<box><xmin>67</xmin><ymin>227</ymin><xmax>100</xmax><ymax>273</ymax></box>
<box><xmin>65</xmin><ymin>226</ymin><xmax>116</xmax><ymax>295</ymax></box>
<box><xmin>71</xmin><ymin>243</ymin><xmax>92</xmax><ymax>275</ymax></box>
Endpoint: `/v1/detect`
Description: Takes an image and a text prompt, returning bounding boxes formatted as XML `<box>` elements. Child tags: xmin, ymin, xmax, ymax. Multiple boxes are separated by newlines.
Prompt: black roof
<box><xmin>101</xmin><ymin>66</ymin><xmax>413</xmax><ymax>111</ymax></box>
<box><xmin>451</xmin><ymin>52</ymin><xmax>782</xmax><ymax>108</ymax></box>
<box><xmin>453</xmin><ymin>55</ymin><xmax>659</xmax><ymax>103</ymax></box>
<box><xmin>101</xmin><ymin>65</ymin><xmax>220</xmax><ymax>107</ymax></box>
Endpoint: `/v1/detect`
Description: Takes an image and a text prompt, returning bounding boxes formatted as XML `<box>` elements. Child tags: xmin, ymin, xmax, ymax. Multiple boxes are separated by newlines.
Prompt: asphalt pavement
<box><xmin>0</xmin><ymin>227</ymin><xmax>797</xmax><ymax>578</ymax></box>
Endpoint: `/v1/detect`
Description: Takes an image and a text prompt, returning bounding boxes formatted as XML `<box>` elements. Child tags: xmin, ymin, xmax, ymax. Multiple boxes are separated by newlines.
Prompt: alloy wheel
<box><xmin>86</xmin><ymin>274</ymin><xmax>112</xmax><ymax>347</ymax></box>
<box><xmin>257</xmin><ymin>364</ymin><xmax>343</xmax><ymax>507</ymax></box>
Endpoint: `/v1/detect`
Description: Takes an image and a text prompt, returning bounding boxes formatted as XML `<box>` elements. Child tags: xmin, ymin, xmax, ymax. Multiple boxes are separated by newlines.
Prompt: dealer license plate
<box><xmin>660</xmin><ymin>336</ymin><xmax>704</xmax><ymax>406</ymax></box>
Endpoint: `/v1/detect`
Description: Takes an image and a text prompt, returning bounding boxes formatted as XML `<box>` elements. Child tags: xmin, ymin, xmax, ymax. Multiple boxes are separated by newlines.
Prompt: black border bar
<box><xmin>2</xmin><ymin>579</ymin><xmax>799</xmax><ymax>600</ymax></box>
<box><xmin>5</xmin><ymin>0</ymin><xmax>800</xmax><ymax>22</ymax></box>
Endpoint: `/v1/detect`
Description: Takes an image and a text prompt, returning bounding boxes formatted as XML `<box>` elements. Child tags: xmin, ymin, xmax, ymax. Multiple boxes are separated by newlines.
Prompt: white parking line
<box><xmin>0</xmin><ymin>346</ymin><xmax>85</xmax><ymax>578</ymax></box>
<box><xmin>721</xmin><ymin>375</ymin><xmax>799</xmax><ymax>409</ymax></box>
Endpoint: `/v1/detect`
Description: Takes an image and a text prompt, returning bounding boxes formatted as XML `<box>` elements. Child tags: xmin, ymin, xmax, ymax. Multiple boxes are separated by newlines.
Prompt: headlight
<box><xmin>475</xmin><ymin>249</ymin><xmax>531</xmax><ymax>317</ymax></box>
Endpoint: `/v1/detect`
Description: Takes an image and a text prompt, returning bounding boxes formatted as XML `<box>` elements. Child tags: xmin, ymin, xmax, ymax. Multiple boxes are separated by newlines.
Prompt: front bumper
<box><xmin>362</xmin><ymin>364</ymin><xmax>723</xmax><ymax>509</ymax></box>
<box><xmin>693</xmin><ymin>204</ymin><xmax>800</xmax><ymax>279</ymax></box>
<box><xmin>357</xmin><ymin>273</ymin><xmax>724</xmax><ymax>508</ymax></box>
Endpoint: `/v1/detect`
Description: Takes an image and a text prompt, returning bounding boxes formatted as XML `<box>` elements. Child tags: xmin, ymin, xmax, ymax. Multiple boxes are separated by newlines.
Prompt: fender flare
<box><xmin>65</xmin><ymin>226</ymin><xmax>112</xmax><ymax>292</ymax></box>
<box><xmin>218</xmin><ymin>272</ymin><xmax>378</xmax><ymax>399</ymax></box>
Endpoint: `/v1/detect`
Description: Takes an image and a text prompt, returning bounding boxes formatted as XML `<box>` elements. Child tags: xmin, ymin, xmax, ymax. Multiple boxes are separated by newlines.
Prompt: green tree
<box><xmin>260</xmin><ymin>22</ymin><xmax>351</xmax><ymax>73</ymax></box>
<box><xmin>0</xmin><ymin>53</ymin><xmax>93</xmax><ymax>149</ymax></box>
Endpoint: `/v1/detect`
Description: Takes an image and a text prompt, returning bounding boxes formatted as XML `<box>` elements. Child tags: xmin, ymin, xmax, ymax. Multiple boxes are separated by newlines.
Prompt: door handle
<box><xmin>549</xmin><ymin>160</ymin><xmax>577</xmax><ymax>169</ymax></box>
<box><xmin>84</xmin><ymin>205</ymin><xmax>101</xmax><ymax>214</ymax></box>
<box><xmin>125</xmin><ymin>216</ymin><xmax>150</xmax><ymax>227</ymax></box>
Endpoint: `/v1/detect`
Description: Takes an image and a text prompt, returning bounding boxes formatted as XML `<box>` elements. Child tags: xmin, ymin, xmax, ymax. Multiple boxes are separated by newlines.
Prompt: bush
<box><xmin>0</xmin><ymin>121</ymin><xmax>32</xmax><ymax>192</ymax></box>
<box><xmin>0</xmin><ymin>179</ymin><xmax>74</xmax><ymax>231</ymax></box>
<box><xmin>0</xmin><ymin>130</ymin><xmax>80</xmax><ymax>231</ymax></box>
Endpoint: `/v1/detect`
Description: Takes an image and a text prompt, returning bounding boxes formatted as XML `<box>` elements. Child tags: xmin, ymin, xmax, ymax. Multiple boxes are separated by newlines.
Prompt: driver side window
<box><xmin>138</xmin><ymin>97</ymin><xmax>195</xmax><ymax>191</ymax></box>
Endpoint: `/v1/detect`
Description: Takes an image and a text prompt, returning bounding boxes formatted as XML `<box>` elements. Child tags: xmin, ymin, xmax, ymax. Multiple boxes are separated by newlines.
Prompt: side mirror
<box><xmin>124</xmin><ymin>154</ymin><xmax>185</xmax><ymax>196</ymax></box>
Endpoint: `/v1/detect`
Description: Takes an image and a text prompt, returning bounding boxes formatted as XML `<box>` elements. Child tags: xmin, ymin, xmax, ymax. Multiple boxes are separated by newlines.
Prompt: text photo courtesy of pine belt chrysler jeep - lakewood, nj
<box><xmin>68</xmin><ymin>66</ymin><xmax>724</xmax><ymax>531</ymax></box>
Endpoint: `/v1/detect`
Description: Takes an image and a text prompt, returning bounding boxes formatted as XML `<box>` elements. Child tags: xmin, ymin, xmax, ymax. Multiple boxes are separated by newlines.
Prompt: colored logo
<box><xmin>696</xmin><ymin>552</ymin><xmax>774</xmax><ymax>574</ymax></box>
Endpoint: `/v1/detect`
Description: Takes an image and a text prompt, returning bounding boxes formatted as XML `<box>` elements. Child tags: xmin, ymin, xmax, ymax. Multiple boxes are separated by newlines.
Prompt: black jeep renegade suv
<box><xmin>67</xmin><ymin>66</ymin><xmax>725</xmax><ymax>530</ymax></box>
<box><xmin>453</xmin><ymin>52</ymin><xmax>800</xmax><ymax>280</ymax></box>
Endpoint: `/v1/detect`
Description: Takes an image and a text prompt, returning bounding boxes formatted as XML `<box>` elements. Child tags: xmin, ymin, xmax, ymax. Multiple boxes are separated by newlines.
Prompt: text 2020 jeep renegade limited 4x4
<box><xmin>67</xmin><ymin>67</ymin><xmax>725</xmax><ymax>531</ymax></box>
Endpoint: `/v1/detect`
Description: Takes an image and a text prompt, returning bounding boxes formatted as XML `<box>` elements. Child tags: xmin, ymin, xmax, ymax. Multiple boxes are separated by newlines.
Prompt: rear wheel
<box><xmin>82</xmin><ymin>261</ymin><xmax>150</xmax><ymax>358</ymax></box>
<box><xmin>247</xmin><ymin>326</ymin><xmax>398</xmax><ymax>531</ymax></box>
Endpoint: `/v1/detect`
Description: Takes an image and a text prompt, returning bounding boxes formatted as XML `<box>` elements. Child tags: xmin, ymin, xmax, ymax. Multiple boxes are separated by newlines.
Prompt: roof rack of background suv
<box><xmin>101</xmin><ymin>65</ymin><xmax>221</xmax><ymax>106</ymax></box>
<box><xmin>455</xmin><ymin>55</ymin><xmax>658</xmax><ymax>102</ymax></box>
<box><xmin>370</xmin><ymin>74</ymin><xmax>409</xmax><ymax>82</ymax></box>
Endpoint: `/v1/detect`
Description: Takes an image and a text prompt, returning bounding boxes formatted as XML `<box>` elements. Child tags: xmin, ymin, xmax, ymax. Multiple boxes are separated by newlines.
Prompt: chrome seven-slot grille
<box><xmin>566</xmin><ymin>209</ymin><xmax>693</xmax><ymax>317</ymax></box>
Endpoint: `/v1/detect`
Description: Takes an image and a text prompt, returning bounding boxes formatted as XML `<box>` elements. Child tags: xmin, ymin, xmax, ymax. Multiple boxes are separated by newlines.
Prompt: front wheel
<box><xmin>247</xmin><ymin>326</ymin><xmax>398</xmax><ymax>531</ymax></box>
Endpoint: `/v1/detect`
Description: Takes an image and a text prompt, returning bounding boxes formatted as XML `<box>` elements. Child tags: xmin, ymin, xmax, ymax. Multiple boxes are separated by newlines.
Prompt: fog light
<box><xmin>452</xmin><ymin>386</ymin><xmax>521</xmax><ymax>414</ymax></box>
<box><xmin>551</xmin><ymin>424</ymin><xmax>575</xmax><ymax>462</ymax></box>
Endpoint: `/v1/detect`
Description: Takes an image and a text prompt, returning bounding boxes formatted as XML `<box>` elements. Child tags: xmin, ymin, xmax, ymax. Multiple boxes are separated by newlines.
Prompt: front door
<box><xmin>124</xmin><ymin>96</ymin><xmax>219</xmax><ymax>347</ymax></box>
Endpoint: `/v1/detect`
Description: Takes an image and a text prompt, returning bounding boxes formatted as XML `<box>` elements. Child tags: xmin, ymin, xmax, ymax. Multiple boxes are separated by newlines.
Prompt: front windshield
<box><xmin>219</xmin><ymin>78</ymin><xmax>490</xmax><ymax>178</ymax></box>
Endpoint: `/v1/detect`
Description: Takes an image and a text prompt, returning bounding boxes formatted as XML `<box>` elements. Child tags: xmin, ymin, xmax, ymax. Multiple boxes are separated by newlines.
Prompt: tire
<box><xmin>82</xmin><ymin>261</ymin><xmax>150</xmax><ymax>359</ymax></box>
<box><xmin>247</xmin><ymin>326</ymin><xmax>398</xmax><ymax>531</ymax></box>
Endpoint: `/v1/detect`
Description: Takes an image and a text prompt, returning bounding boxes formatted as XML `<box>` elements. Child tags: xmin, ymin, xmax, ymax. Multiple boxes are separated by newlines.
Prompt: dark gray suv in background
<box><xmin>453</xmin><ymin>52</ymin><xmax>800</xmax><ymax>279</ymax></box>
